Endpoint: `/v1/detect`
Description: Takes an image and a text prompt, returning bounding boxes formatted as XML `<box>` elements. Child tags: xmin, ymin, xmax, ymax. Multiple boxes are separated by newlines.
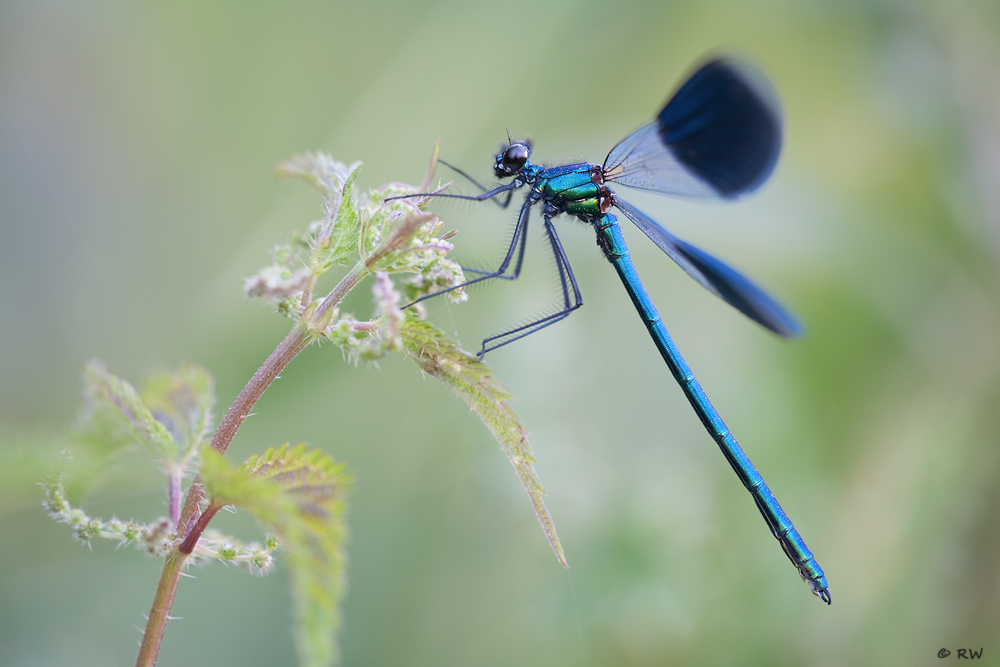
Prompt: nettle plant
<box><xmin>43</xmin><ymin>149</ymin><xmax>565</xmax><ymax>667</ymax></box>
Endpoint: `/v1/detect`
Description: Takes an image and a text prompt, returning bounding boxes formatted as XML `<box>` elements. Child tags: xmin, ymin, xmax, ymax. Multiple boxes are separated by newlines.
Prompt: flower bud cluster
<box><xmin>192</xmin><ymin>530</ymin><xmax>279</xmax><ymax>575</ymax></box>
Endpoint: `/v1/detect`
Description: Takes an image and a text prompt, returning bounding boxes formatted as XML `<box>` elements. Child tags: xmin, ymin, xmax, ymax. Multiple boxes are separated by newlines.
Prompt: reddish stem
<box><xmin>210</xmin><ymin>325</ymin><xmax>313</xmax><ymax>455</ymax></box>
<box><xmin>176</xmin><ymin>325</ymin><xmax>312</xmax><ymax>533</ymax></box>
<box><xmin>134</xmin><ymin>552</ymin><xmax>189</xmax><ymax>667</ymax></box>
<box><xmin>178</xmin><ymin>503</ymin><xmax>224</xmax><ymax>554</ymax></box>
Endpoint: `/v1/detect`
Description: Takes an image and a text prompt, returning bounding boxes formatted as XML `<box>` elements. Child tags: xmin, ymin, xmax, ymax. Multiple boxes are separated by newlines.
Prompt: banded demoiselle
<box><xmin>395</xmin><ymin>58</ymin><xmax>829</xmax><ymax>604</ymax></box>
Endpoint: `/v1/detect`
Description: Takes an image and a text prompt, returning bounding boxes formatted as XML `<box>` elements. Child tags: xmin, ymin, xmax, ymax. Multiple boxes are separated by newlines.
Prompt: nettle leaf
<box><xmin>80</xmin><ymin>361</ymin><xmax>178</xmax><ymax>463</ymax></box>
<box><xmin>317</xmin><ymin>163</ymin><xmax>362</xmax><ymax>269</ymax></box>
<box><xmin>140</xmin><ymin>364</ymin><xmax>215</xmax><ymax>458</ymax></box>
<box><xmin>201</xmin><ymin>445</ymin><xmax>351</xmax><ymax>667</ymax></box>
<box><xmin>398</xmin><ymin>318</ymin><xmax>567</xmax><ymax>567</ymax></box>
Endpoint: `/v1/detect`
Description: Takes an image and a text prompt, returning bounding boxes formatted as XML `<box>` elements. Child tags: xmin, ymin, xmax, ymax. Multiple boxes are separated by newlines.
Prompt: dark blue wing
<box><xmin>603</xmin><ymin>58</ymin><xmax>782</xmax><ymax>200</ymax></box>
<box><xmin>614</xmin><ymin>198</ymin><xmax>802</xmax><ymax>338</ymax></box>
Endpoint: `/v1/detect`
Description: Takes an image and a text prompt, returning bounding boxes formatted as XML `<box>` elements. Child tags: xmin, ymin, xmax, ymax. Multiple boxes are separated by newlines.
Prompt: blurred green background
<box><xmin>2</xmin><ymin>1</ymin><xmax>999</xmax><ymax>665</ymax></box>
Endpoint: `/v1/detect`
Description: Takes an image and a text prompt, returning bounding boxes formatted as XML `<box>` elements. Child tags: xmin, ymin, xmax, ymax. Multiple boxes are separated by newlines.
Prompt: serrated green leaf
<box><xmin>318</xmin><ymin>163</ymin><xmax>362</xmax><ymax>268</ymax></box>
<box><xmin>140</xmin><ymin>364</ymin><xmax>215</xmax><ymax>458</ymax></box>
<box><xmin>398</xmin><ymin>318</ymin><xmax>567</xmax><ymax>567</ymax></box>
<box><xmin>278</xmin><ymin>155</ymin><xmax>363</xmax><ymax>271</ymax></box>
<box><xmin>201</xmin><ymin>444</ymin><xmax>351</xmax><ymax>667</ymax></box>
<box><xmin>200</xmin><ymin>446</ymin><xmax>281</xmax><ymax>511</ymax></box>
<box><xmin>80</xmin><ymin>360</ymin><xmax>178</xmax><ymax>463</ymax></box>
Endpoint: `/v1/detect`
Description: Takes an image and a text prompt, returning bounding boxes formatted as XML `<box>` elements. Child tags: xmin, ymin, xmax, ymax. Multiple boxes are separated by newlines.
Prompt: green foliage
<box><xmin>202</xmin><ymin>445</ymin><xmax>351</xmax><ymax>667</ymax></box>
<box><xmin>250</xmin><ymin>150</ymin><xmax>467</xmax><ymax>326</ymax></box>
<box><xmin>52</xmin><ymin>363</ymin><xmax>285</xmax><ymax>564</ymax></box>
<box><xmin>45</xmin><ymin>150</ymin><xmax>560</xmax><ymax>667</ymax></box>
<box><xmin>78</xmin><ymin>361</ymin><xmax>215</xmax><ymax>474</ymax></box>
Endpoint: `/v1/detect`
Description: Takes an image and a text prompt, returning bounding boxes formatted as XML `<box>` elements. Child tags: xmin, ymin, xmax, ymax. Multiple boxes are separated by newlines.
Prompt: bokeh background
<box><xmin>2</xmin><ymin>1</ymin><xmax>999</xmax><ymax>665</ymax></box>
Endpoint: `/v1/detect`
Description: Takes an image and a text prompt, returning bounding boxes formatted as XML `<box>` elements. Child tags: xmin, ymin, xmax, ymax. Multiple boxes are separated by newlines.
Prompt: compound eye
<box><xmin>502</xmin><ymin>143</ymin><xmax>530</xmax><ymax>172</ymax></box>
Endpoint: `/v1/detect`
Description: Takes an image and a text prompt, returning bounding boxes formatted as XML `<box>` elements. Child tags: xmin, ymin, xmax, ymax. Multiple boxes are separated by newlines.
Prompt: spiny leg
<box><xmin>463</xmin><ymin>202</ymin><xmax>530</xmax><ymax>282</ymax></box>
<box><xmin>386</xmin><ymin>180</ymin><xmax>521</xmax><ymax>206</ymax></box>
<box><xmin>478</xmin><ymin>211</ymin><xmax>583</xmax><ymax>357</ymax></box>
<box><xmin>402</xmin><ymin>194</ymin><xmax>536</xmax><ymax>309</ymax></box>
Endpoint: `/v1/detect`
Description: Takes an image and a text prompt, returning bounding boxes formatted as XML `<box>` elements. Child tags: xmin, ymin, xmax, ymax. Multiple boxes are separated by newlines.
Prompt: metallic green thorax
<box><xmin>537</xmin><ymin>164</ymin><xmax>610</xmax><ymax>218</ymax></box>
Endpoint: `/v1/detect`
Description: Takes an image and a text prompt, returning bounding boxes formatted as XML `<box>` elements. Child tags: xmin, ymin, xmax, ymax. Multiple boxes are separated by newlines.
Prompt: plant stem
<box><xmin>178</xmin><ymin>503</ymin><xmax>224</xmax><ymax>554</ymax></box>
<box><xmin>176</xmin><ymin>325</ymin><xmax>313</xmax><ymax>533</ymax></box>
<box><xmin>314</xmin><ymin>263</ymin><xmax>364</xmax><ymax>322</ymax></box>
<box><xmin>209</xmin><ymin>325</ymin><xmax>314</xmax><ymax>455</ymax></box>
<box><xmin>135</xmin><ymin>552</ymin><xmax>190</xmax><ymax>667</ymax></box>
